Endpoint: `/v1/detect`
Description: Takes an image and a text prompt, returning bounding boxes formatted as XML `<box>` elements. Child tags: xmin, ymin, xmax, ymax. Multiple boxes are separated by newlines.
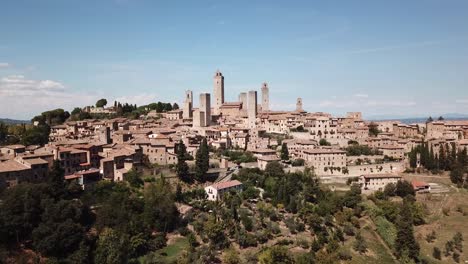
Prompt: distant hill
<box><xmin>367</xmin><ymin>113</ymin><xmax>468</xmax><ymax>124</ymax></box>
<box><xmin>0</xmin><ymin>118</ymin><xmax>31</xmax><ymax>124</ymax></box>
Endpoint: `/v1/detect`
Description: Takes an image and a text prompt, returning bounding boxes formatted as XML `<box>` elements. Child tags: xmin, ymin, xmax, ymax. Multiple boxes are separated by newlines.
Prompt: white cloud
<box><xmin>455</xmin><ymin>99</ymin><xmax>468</xmax><ymax>104</ymax></box>
<box><xmin>353</xmin><ymin>93</ymin><xmax>369</xmax><ymax>98</ymax></box>
<box><xmin>0</xmin><ymin>62</ymin><xmax>10</xmax><ymax>69</ymax></box>
<box><xmin>0</xmin><ymin>74</ymin><xmax>96</xmax><ymax>119</ymax></box>
<box><xmin>0</xmin><ymin>75</ymin><xmax>65</xmax><ymax>96</ymax></box>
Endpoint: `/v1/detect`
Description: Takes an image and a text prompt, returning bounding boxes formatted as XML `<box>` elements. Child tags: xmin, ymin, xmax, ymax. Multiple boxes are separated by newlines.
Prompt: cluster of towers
<box><xmin>183</xmin><ymin>70</ymin><xmax>271</xmax><ymax>128</ymax></box>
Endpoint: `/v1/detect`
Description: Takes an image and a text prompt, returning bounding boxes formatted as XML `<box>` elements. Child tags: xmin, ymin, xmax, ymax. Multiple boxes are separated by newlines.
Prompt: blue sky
<box><xmin>1</xmin><ymin>0</ymin><xmax>468</xmax><ymax>119</ymax></box>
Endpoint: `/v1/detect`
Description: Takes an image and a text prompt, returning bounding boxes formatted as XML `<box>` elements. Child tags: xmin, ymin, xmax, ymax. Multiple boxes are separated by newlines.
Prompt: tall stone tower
<box><xmin>239</xmin><ymin>92</ymin><xmax>247</xmax><ymax>110</ymax></box>
<box><xmin>261</xmin><ymin>82</ymin><xmax>269</xmax><ymax>112</ymax></box>
<box><xmin>183</xmin><ymin>90</ymin><xmax>193</xmax><ymax>119</ymax></box>
<box><xmin>213</xmin><ymin>70</ymin><xmax>224</xmax><ymax>115</ymax></box>
<box><xmin>296</xmin><ymin>98</ymin><xmax>303</xmax><ymax>112</ymax></box>
<box><xmin>248</xmin><ymin>91</ymin><xmax>257</xmax><ymax>128</ymax></box>
<box><xmin>199</xmin><ymin>93</ymin><xmax>211</xmax><ymax>127</ymax></box>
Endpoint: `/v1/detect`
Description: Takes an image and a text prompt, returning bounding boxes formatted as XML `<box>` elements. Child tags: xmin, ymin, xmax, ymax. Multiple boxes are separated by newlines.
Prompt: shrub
<box><xmin>442</xmin><ymin>207</ymin><xmax>450</xmax><ymax>216</ymax></box>
<box><xmin>432</xmin><ymin>247</ymin><xmax>441</xmax><ymax>260</ymax></box>
<box><xmin>425</xmin><ymin>231</ymin><xmax>436</xmax><ymax>243</ymax></box>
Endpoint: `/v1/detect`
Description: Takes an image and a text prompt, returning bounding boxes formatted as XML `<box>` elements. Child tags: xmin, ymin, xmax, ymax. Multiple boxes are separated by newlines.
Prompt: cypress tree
<box><xmin>457</xmin><ymin>147</ymin><xmax>467</xmax><ymax>167</ymax></box>
<box><xmin>409</xmin><ymin>146</ymin><xmax>417</xmax><ymax>168</ymax></box>
<box><xmin>48</xmin><ymin>160</ymin><xmax>66</xmax><ymax>199</ymax></box>
<box><xmin>439</xmin><ymin>144</ymin><xmax>447</xmax><ymax>171</ymax></box>
<box><xmin>428</xmin><ymin>146</ymin><xmax>435</xmax><ymax>170</ymax></box>
<box><xmin>195</xmin><ymin>138</ymin><xmax>209</xmax><ymax>182</ymax></box>
<box><xmin>176</xmin><ymin>140</ymin><xmax>190</xmax><ymax>182</ymax></box>
<box><xmin>450</xmin><ymin>143</ymin><xmax>457</xmax><ymax>170</ymax></box>
<box><xmin>395</xmin><ymin>198</ymin><xmax>420</xmax><ymax>261</ymax></box>
<box><xmin>280</xmin><ymin>143</ymin><xmax>289</xmax><ymax>161</ymax></box>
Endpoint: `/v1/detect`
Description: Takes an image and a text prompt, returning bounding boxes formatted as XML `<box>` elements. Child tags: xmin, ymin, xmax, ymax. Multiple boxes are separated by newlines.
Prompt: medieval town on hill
<box><xmin>2</xmin><ymin>70</ymin><xmax>467</xmax><ymax>191</ymax></box>
<box><xmin>1</xmin><ymin>70</ymin><xmax>467</xmax><ymax>263</ymax></box>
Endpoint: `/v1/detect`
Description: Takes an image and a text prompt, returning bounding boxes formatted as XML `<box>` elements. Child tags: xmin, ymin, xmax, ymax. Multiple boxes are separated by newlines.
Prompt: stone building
<box><xmin>248</xmin><ymin>91</ymin><xmax>258</xmax><ymax>128</ymax></box>
<box><xmin>261</xmin><ymin>82</ymin><xmax>269</xmax><ymax>112</ymax></box>
<box><xmin>213</xmin><ymin>70</ymin><xmax>225</xmax><ymax>115</ymax></box>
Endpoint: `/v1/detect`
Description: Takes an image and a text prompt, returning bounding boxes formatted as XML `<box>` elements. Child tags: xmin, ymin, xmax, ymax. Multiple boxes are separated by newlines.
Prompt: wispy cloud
<box><xmin>0</xmin><ymin>75</ymin><xmax>65</xmax><ymax>96</ymax></box>
<box><xmin>456</xmin><ymin>99</ymin><xmax>468</xmax><ymax>104</ymax></box>
<box><xmin>0</xmin><ymin>74</ymin><xmax>96</xmax><ymax>119</ymax></box>
<box><xmin>0</xmin><ymin>62</ymin><xmax>10</xmax><ymax>69</ymax></box>
<box><xmin>348</xmin><ymin>40</ymin><xmax>441</xmax><ymax>55</ymax></box>
<box><xmin>353</xmin><ymin>93</ymin><xmax>369</xmax><ymax>98</ymax></box>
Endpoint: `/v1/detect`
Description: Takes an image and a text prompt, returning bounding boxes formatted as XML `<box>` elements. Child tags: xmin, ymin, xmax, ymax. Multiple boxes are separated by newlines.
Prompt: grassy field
<box><xmin>342</xmin><ymin>218</ymin><xmax>396</xmax><ymax>264</ymax></box>
<box><xmin>415</xmin><ymin>189</ymin><xmax>468</xmax><ymax>263</ymax></box>
<box><xmin>155</xmin><ymin>237</ymin><xmax>189</xmax><ymax>263</ymax></box>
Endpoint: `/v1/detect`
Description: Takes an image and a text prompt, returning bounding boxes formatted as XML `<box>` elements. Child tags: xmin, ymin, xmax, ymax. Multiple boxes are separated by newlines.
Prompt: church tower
<box><xmin>213</xmin><ymin>70</ymin><xmax>224</xmax><ymax>115</ymax></box>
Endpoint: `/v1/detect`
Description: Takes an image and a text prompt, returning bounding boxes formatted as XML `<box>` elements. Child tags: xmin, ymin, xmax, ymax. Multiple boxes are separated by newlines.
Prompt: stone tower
<box><xmin>99</xmin><ymin>126</ymin><xmax>111</xmax><ymax>144</ymax></box>
<box><xmin>248</xmin><ymin>91</ymin><xmax>257</xmax><ymax>128</ymax></box>
<box><xmin>213</xmin><ymin>70</ymin><xmax>224</xmax><ymax>115</ymax></box>
<box><xmin>239</xmin><ymin>92</ymin><xmax>247</xmax><ymax>110</ymax></box>
<box><xmin>199</xmin><ymin>93</ymin><xmax>211</xmax><ymax>127</ymax></box>
<box><xmin>296</xmin><ymin>98</ymin><xmax>303</xmax><ymax>112</ymax></box>
<box><xmin>261</xmin><ymin>82</ymin><xmax>269</xmax><ymax>112</ymax></box>
<box><xmin>183</xmin><ymin>90</ymin><xmax>193</xmax><ymax>119</ymax></box>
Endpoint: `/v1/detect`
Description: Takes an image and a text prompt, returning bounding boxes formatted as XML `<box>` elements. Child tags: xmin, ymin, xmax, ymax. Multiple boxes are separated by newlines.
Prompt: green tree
<box><xmin>258</xmin><ymin>246</ymin><xmax>294</xmax><ymax>264</ymax></box>
<box><xmin>395</xmin><ymin>198</ymin><xmax>420</xmax><ymax>261</ymax></box>
<box><xmin>368</xmin><ymin>122</ymin><xmax>380</xmax><ymax>137</ymax></box>
<box><xmin>264</xmin><ymin>161</ymin><xmax>284</xmax><ymax>177</ymax></box>
<box><xmin>204</xmin><ymin>216</ymin><xmax>227</xmax><ymax>249</ymax></box>
<box><xmin>395</xmin><ymin>180</ymin><xmax>415</xmax><ymax>198</ymax></box>
<box><xmin>450</xmin><ymin>165</ymin><xmax>464</xmax><ymax>186</ymax></box>
<box><xmin>0</xmin><ymin>122</ymin><xmax>8</xmax><ymax>143</ymax></box>
<box><xmin>280</xmin><ymin>142</ymin><xmax>289</xmax><ymax>160</ymax></box>
<box><xmin>71</xmin><ymin>107</ymin><xmax>82</xmax><ymax>115</ymax></box>
<box><xmin>94</xmin><ymin>228</ymin><xmax>129</xmax><ymax>264</ymax></box>
<box><xmin>195</xmin><ymin>138</ymin><xmax>209</xmax><ymax>182</ymax></box>
<box><xmin>432</xmin><ymin>247</ymin><xmax>441</xmax><ymax>260</ymax></box>
<box><xmin>453</xmin><ymin>232</ymin><xmax>463</xmax><ymax>252</ymax></box>
<box><xmin>384</xmin><ymin>182</ymin><xmax>396</xmax><ymax>197</ymax></box>
<box><xmin>143</xmin><ymin>179</ymin><xmax>179</xmax><ymax>232</ymax></box>
<box><xmin>96</xmin><ymin>98</ymin><xmax>108</xmax><ymax>107</ymax></box>
<box><xmin>353</xmin><ymin>231</ymin><xmax>367</xmax><ymax>254</ymax></box>
<box><xmin>223</xmin><ymin>246</ymin><xmax>241</xmax><ymax>264</ymax></box>
<box><xmin>319</xmin><ymin>138</ymin><xmax>331</xmax><ymax>146</ymax></box>
<box><xmin>176</xmin><ymin>140</ymin><xmax>190</xmax><ymax>182</ymax></box>
<box><xmin>125</xmin><ymin>168</ymin><xmax>143</xmax><ymax>188</ymax></box>
<box><xmin>48</xmin><ymin>160</ymin><xmax>67</xmax><ymax>199</ymax></box>
<box><xmin>439</xmin><ymin>144</ymin><xmax>447</xmax><ymax>170</ymax></box>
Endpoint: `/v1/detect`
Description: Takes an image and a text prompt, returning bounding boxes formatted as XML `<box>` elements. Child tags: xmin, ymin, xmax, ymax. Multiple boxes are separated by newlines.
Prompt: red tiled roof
<box><xmin>210</xmin><ymin>180</ymin><xmax>242</xmax><ymax>191</ymax></box>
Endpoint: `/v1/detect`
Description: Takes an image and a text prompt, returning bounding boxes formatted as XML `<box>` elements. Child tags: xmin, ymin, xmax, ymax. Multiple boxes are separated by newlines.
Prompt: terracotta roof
<box><xmin>25</xmin><ymin>158</ymin><xmax>48</xmax><ymax>165</ymax></box>
<box><xmin>210</xmin><ymin>180</ymin><xmax>243</xmax><ymax>191</ymax></box>
<box><xmin>257</xmin><ymin>155</ymin><xmax>280</xmax><ymax>161</ymax></box>
<box><xmin>361</xmin><ymin>174</ymin><xmax>402</xmax><ymax>179</ymax></box>
<box><xmin>304</xmin><ymin>149</ymin><xmax>346</xmax><ymax>154</ymax></box>
<box><xmin>252</xmin><ymin>149</ymin><xmax>276</xmax><ymax>154</ymax></box>
<box><xmin>412</xmin><ymin>180</ymin><xmax>429</xmax><ymax>188</ymax></box>
<box><xmin>3</xmin><ymin>144</ymin><xmax>25</xmax><ymax>150</ymax></box>
<box><xmin>0</xmin><ymin>160</ymin><xmax>29</xmax><ymax>173</ymax></box>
